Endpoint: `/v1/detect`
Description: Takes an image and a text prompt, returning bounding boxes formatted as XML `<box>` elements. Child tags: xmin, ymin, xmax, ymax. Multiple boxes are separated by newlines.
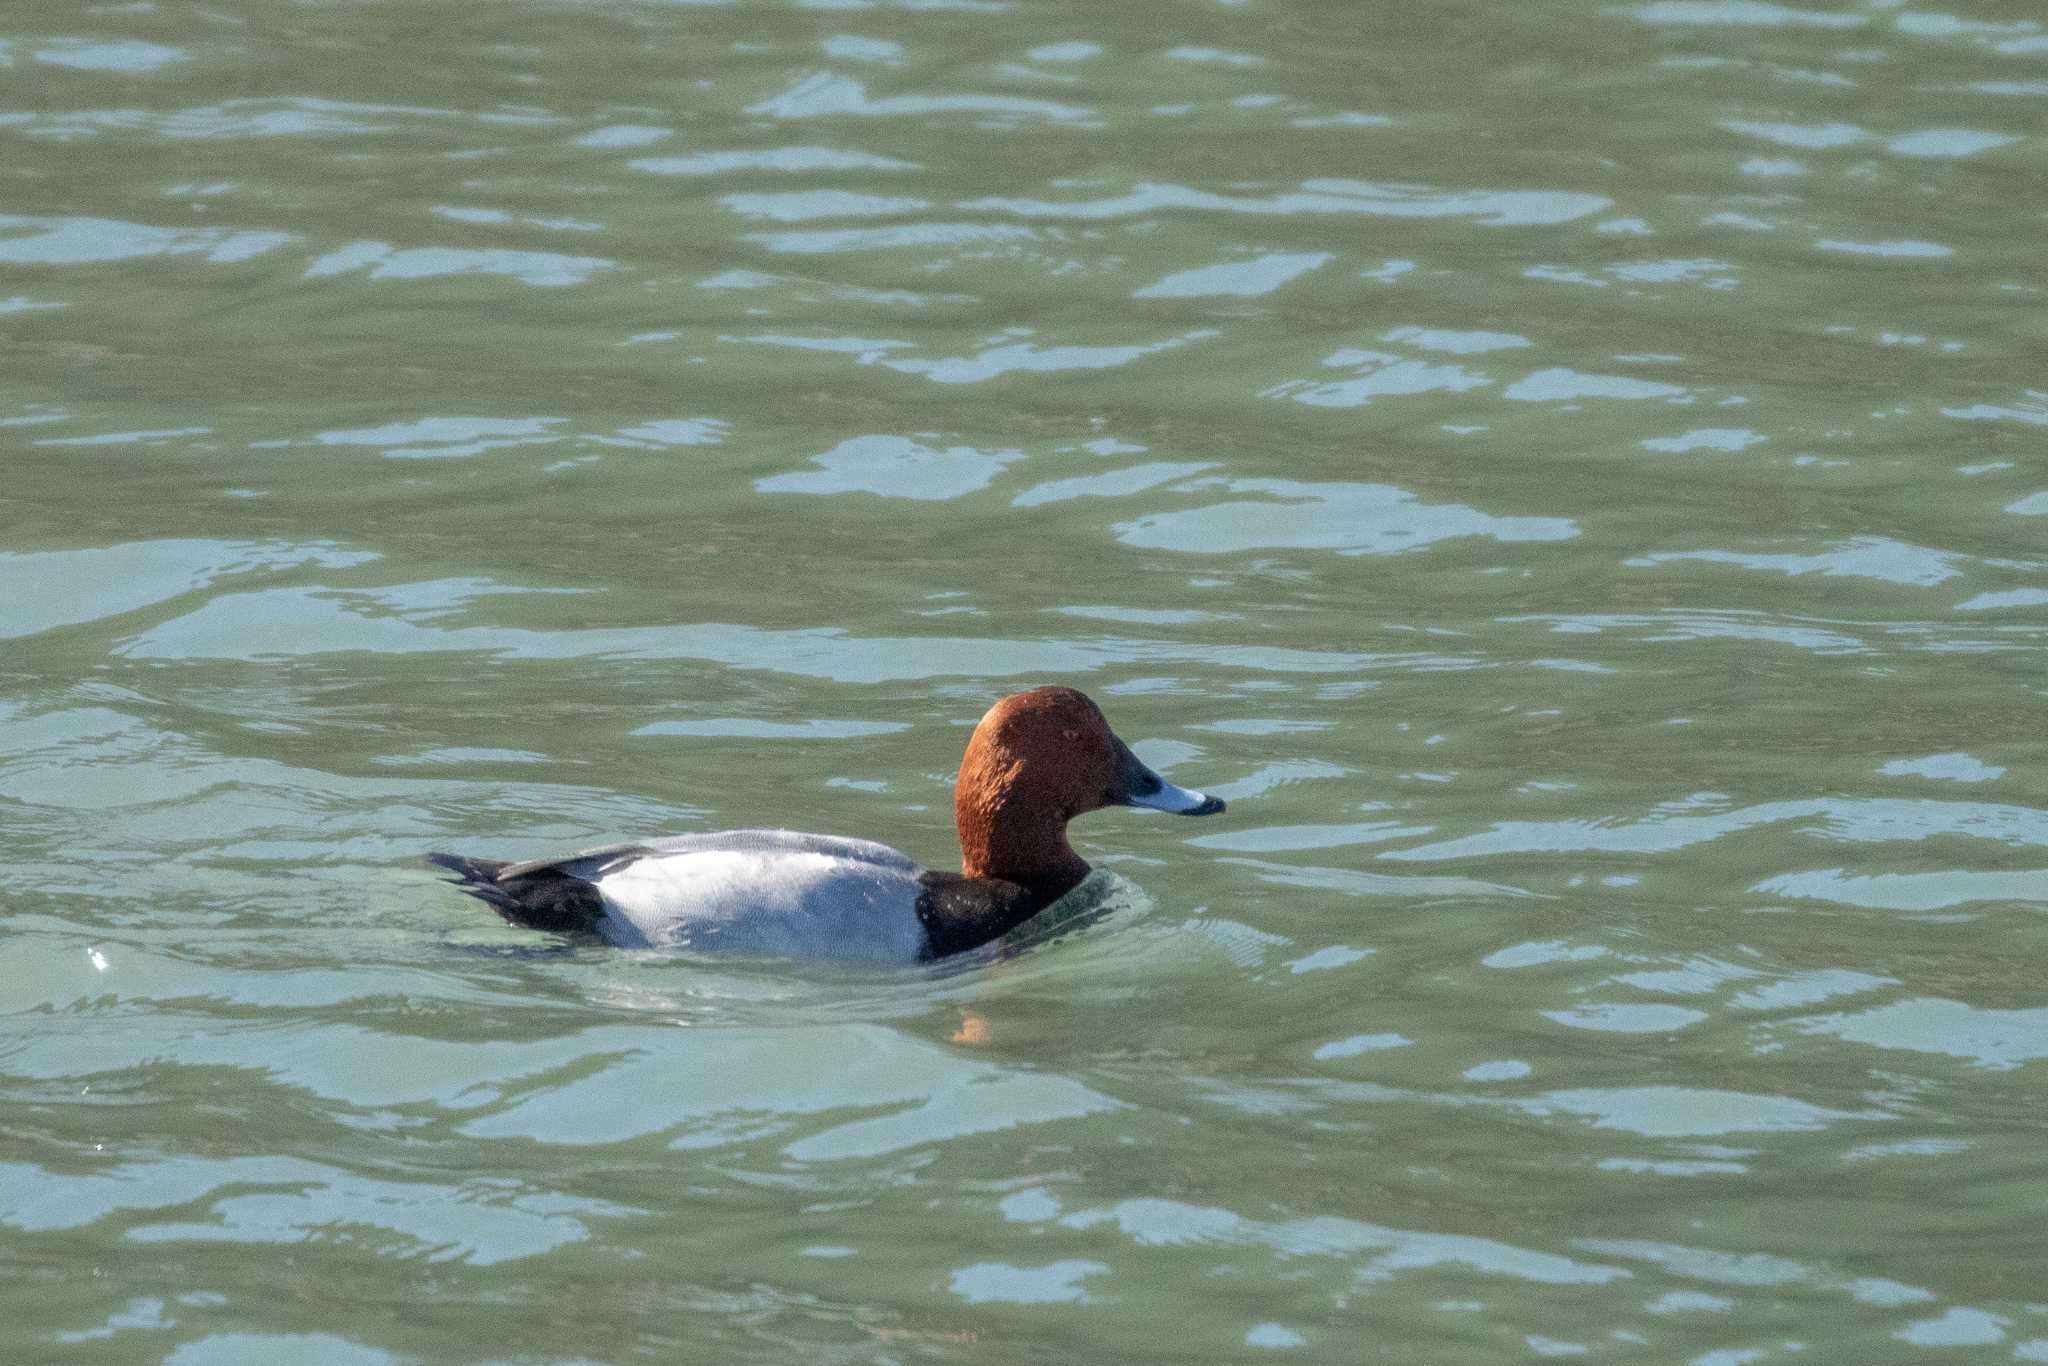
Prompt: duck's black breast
<box><xmin>914</xmin><ymin>871</ymin><xmax>1074</xmax><ymax>960</ymax></box>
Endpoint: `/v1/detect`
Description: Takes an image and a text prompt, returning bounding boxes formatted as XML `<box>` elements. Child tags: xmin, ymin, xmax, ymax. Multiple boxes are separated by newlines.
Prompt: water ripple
<box><xmin>965</xmin><ymin>180</ymin><xmax>1611</xmax><ymax>224</ymax></box>
<box><xmin>0</xmin><ymin>214</ymin><xmax>289</xmax><ymax>265</ymax></box>
<box><xmin>1113</xmin><ymin>478</ymin><xmax>1578</xmax><ymax>556</ymax></box>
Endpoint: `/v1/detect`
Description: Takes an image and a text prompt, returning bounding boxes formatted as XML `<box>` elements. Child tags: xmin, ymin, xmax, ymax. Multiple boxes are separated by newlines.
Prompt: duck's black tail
<box><xmin>425</xmin><ymin>853</ymin><xmax>610</xmax><ymax>936</ymax></box>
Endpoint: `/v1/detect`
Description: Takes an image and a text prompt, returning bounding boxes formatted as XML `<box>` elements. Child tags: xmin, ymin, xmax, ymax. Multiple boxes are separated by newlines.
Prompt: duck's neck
<box><xmin>957</xmin><ymin>800</ymin><xmax>1091</xmax><ymax>894</ymax></box>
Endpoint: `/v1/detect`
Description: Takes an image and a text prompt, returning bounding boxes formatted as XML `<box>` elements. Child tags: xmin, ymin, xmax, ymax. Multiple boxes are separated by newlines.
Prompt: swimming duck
<box><xmin>427</xmin><ymin>686</ymin><xmax>1225</xmax><ymax>962</ymax></box>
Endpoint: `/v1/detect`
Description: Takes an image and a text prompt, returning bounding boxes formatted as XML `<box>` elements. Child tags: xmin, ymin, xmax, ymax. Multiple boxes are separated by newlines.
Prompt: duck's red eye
<box><xmin>1062</xmin><ymin>728</ymin><xmax>1080</xmax><ymax>742</ymax></box>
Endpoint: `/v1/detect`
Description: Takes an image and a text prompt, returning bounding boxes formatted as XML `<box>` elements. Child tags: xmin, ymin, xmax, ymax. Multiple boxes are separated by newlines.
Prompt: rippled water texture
<box><xmin>5</xmin><ymin>0</ymin><xmax>2047</xmax><ymax>1360</ymax></box>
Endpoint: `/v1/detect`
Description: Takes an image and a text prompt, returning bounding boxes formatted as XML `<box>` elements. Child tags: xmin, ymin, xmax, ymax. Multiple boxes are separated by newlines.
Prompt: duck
<box><xmin>426</xmin><ymin>686</ymin><xmax>1226</xmax><ymax>962</ymax></box>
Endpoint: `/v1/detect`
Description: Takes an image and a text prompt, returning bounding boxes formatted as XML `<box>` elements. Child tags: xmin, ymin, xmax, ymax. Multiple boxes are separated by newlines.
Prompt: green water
<box><xmin>4</xmin><ymin>0</ymin><xmax>2046</xmax><ymax>1360</ymax></box>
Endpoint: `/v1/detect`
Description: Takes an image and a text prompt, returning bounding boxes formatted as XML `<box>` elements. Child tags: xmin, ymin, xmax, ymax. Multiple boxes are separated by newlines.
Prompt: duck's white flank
<box><xmin>589</xmin><ymin>833</ymin><xmax>929</xmax><ymax>963</ymax></box>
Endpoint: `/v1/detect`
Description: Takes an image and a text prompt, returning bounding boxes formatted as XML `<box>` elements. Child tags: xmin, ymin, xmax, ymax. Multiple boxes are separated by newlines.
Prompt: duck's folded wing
<box><xmin>498</xmin><ymin>840</ymin><xmax>662</xmax><ymax>882</ymax></box>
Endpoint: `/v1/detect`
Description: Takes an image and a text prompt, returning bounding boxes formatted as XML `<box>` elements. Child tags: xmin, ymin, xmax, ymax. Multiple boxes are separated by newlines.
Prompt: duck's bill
<box><xmin>1112</xmin><ymin>738</ymin><xmax>1227</xmax><ymax>816</ymax></box>
<box><xmin>1125</xmin><ymin>779</ymin><xmax>1225</xmax><ymax>816</ymax></box>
